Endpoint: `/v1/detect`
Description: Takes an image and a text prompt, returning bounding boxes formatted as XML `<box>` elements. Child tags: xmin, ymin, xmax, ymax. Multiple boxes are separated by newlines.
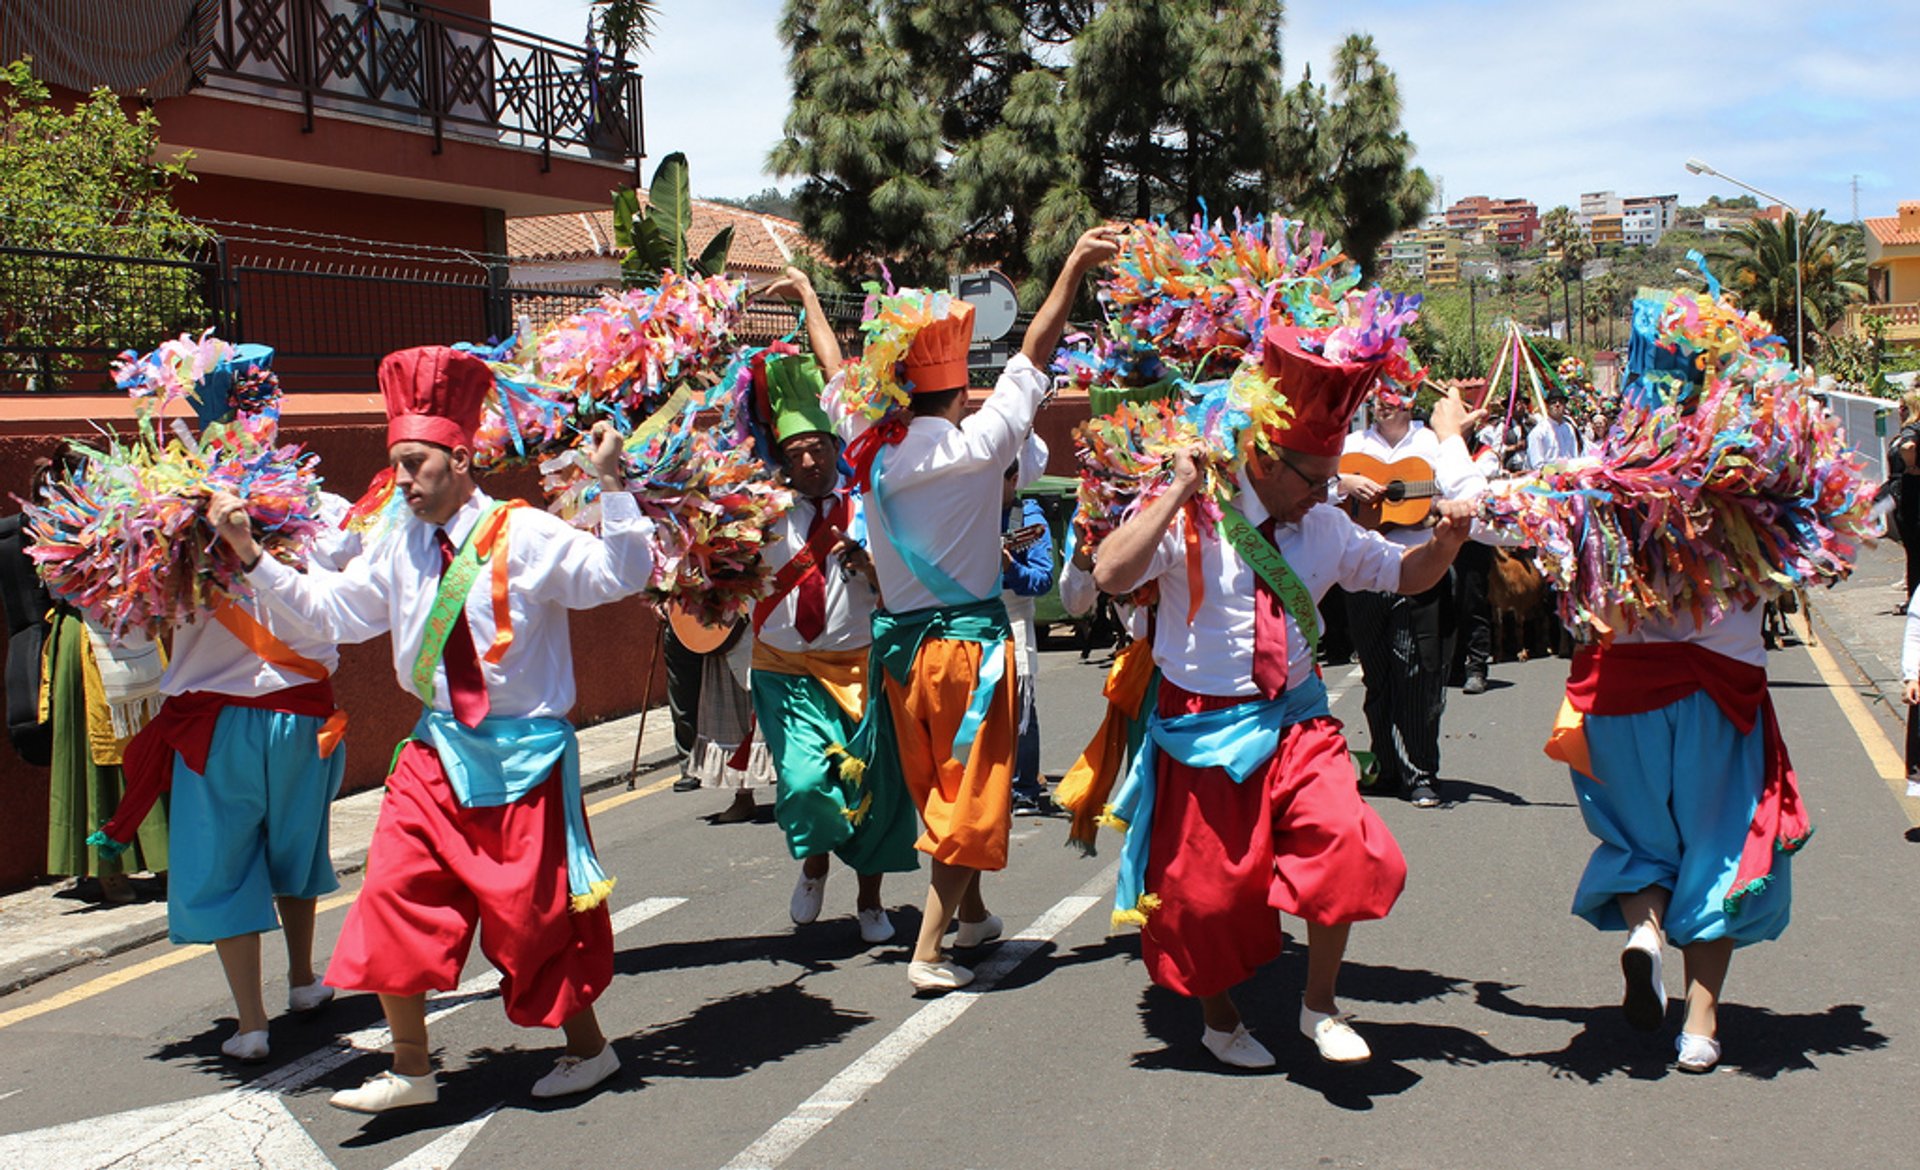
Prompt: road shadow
<box><xmin>151</xmin><ymin>993</ymin><xmax>391</xmax><ymax>1082</ymax></box>
<box><xmin>988</xmin><ymin>933</ymin><xmax>1136</xmax><ymax>993</ymax></box>
<box><xmin>612</xmin><ymin>979</ymin><xmax>873</xmax><ymax>1080</ymax></box>
<box><xmin>1472</xmin><ymin>980</ymin><xmax>1888</xmax><ymax>1083</ymax></box>
<box><xmin>1441</xmin><ymin>778</ymin><xmax>1575</xmax><ymax>810</ymax></box>
<box><xmin>611</xmin><ymin>908</ymin><xmax>921</xmax><ymax>980</ymax></box>
<box><xmin>1128</xmin><ymin>952</ymin><xmax>1486</xmax><ymax>1109</ymax></box>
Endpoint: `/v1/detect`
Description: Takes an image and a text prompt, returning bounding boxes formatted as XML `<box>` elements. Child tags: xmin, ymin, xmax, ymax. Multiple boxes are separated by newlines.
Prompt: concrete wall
<box><xmin>0</xmin><ymin>394</ymin><xmax>1092</xmax><ymax>891</ymax></box>
<box><xmin>0</xmin><ymin>404</ymin><xmax>666</xmax><ymax>892</ymax></box>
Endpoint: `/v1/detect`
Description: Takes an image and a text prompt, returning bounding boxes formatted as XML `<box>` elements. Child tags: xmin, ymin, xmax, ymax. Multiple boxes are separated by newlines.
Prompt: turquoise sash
<box><xmin>1107</xmin><ymin>672</ymin><xmax>1331</xmax><ymax>925</ymax></box>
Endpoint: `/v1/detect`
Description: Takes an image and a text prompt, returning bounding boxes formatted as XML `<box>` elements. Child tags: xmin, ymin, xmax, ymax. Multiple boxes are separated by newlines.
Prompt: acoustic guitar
<box><xmin>1338</xmin><ymin>452</ymin><xmax>1440</xmax><ymax>531</ymax></box>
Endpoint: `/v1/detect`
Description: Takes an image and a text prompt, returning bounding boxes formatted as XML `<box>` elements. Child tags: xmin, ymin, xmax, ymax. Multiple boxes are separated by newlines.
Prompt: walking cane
<box><xmin>627</xmin><ymin>620</ymin><xmax>666</xmax><ymax>789</ymax></box>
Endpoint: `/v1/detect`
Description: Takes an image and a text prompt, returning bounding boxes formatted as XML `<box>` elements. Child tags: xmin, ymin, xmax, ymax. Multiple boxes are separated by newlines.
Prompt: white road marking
<box><xmin>721</xmin><ymin>865</ymin><xmax>1118</xmax><ymax>1170</ymax></box>
<box><xmin>0</xmin><ymin>896</ymin><xmax>686</xmax><ymax>1169</ymax></box>
<box><xmin>383</xmin><ymin>1106</ymin><xmax>499</xmax><ymax>1170</ymax></box>
<box><xmin>1324</xmin><ymin>663</ymin><xmax>1365</xmax><ymax>706</ymax></box>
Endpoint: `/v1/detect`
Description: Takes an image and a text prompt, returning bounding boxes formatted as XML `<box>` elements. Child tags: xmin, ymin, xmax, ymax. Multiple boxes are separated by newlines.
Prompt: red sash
<box><xmin>751</xmin><ymin>492</ymin><xmax>851</xmax><ymax>635</ymax></box>
<box><xmin>102</xmin><ymin>678</ymin><xmax>339</xmax><ymax>848</ymax></box>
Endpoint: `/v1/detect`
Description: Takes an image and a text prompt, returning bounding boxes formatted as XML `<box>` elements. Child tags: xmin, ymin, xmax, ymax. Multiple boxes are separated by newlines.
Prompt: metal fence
<box><xmin>0</xmin><ymin>243</ymin><xmax>873</xmax><ymax>394</ymax></box>
<box><xmin>0</xmin><ymin>244</ymin><xmax>229</xmax><ymax>393</ymax></box>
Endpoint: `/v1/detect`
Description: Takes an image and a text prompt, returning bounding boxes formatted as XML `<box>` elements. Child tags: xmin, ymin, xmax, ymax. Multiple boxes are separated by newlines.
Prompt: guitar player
<box><xmin>1335</xmin><ymin>385</ymin><xmax>1489</xmax><ymax>809</ymax></box>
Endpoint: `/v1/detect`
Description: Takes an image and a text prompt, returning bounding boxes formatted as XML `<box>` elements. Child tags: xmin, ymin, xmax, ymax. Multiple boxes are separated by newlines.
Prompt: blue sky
<box><xmin>495</xmin><ymin>0</ymin><xmax>1918</xmax><ymax>221</ymax></box>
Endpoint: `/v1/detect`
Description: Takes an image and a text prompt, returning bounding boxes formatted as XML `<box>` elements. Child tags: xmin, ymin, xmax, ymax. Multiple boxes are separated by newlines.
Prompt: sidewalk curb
<box><xmin>0</xmin><ymin>758</ymin><xmax>671</xmax><ymax>1000</ymax></box>
<box><xmin>1809</xmin><ymin>600</ymin><xmax>1906</xmax><ymax>729</ymax></box>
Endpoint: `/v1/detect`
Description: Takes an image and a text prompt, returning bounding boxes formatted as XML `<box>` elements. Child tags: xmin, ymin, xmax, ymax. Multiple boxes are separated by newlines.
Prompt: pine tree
<box><xmin>769</xmin><ymin>0</ymin><xmax>949</xmax><ymax>282</ymax></box>
<box><xmin>1280</xmin><ymin>35</ymin><xmax>1432</xmax><ymax>277</ymax></box>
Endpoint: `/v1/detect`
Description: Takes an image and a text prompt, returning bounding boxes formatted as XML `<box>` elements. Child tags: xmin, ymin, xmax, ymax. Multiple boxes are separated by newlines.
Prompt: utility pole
<box><xmin>1852</xmin><ymin>174</ymin><xmax>1861</xmax><ymax>224</ymax></box>
<box><xmin>1468</xmin><ymin>270</ymin><xmax>1479</xmax><ymax>369</ymax></box>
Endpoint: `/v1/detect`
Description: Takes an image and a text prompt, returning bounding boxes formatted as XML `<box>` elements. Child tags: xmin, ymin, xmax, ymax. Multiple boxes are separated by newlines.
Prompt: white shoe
<box><xmin>1201</xmin><ymin>1024</ymin><xmax>1275</xmax><ymax>1070</ymax></box>
<box><xmin>953</xmin><ymin>913</ymin><xmax>1002</xmax><ymax>949</ymax></box>
<box><xmin>1620</xmin><ymin>923</ymin><xmax>1666</xmax><ymax>1032</ymax></box>
<box><xmin>329</xmin><ymin>1069</ymin><xmax>439</xmax><ymax>1113</ymax></box>
<box><xmin>1300</xmin><ymin>1005</ymin><xmax>1372</xmax><ymax>1064</ymax></box>
<box><xmin>288</xmin><ymin>980</ymin><xmax>334</xmax><ymax>1013</ymax></box>
<box><xmin>790</xmin><ymin>871</ymin><xmax>828</xmax><ymax>925</ymax></box>
<box><xmin>857</xmin><ymin>906</ymin><xmax>895</xmax><ymax>944</ymax></box>
<box><xmin>907</xmin><ymin>959</ymin><xmax>974</xmax><ymax>993</ymax></box>
<box><xmin>530</xmin><ymin>1043</ymin><xmax>621</xmax><ymax>1099</ymax></box>
<box><xmin>1676</xmin><ymin>1031</ymin><xmax>1721</xmax><ymax>1073</ymax></box>
<box><xmin>221</xmin><ymin>1029</ymin><xmax>270</xmax><ymax>1063</ymax></box>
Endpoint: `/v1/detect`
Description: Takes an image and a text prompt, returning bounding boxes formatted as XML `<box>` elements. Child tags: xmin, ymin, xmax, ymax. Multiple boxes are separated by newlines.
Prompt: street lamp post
<box><xmin>1685</xmin><ymin>157</ymin><xmax>1804</xmax><ymax>369</ymax></box>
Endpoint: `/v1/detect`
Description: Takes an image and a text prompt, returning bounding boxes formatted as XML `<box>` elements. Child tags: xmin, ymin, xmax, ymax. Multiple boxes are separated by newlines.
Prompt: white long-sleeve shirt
<box><xmin>856</xmin><ymin>354</ymin><xmax>1051</xmax><ymax>613</ymax></box>
<box><xmin>159</xmin><ymin>492</ymin><xmax>363</xmax><ymax>698</ymax></box>
<box><xmin>1105</xmin><ymin>476</ymin><xmax>1403</xmax><ymax>698</ymax></box>
<box><xmin>1527</xmin><ymin>416</ymin><xmax>1582</xmax><ymax>468</ymax></box>
<box><xmin>247</xmin><ymin>487</ymin><xmax>654</xmax><ymax>719</ymax></box>
<box><xmin>755</xmin><ymin>488</ymin><xmax>877</xmax><ymax>653</ymax></box>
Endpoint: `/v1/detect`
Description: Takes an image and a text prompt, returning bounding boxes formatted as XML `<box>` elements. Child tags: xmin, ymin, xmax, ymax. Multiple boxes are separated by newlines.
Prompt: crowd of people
<box><xmin>1</xmin><ymin>224</ymin><xmax>1842</xmax><ymax>1114</ymax></box>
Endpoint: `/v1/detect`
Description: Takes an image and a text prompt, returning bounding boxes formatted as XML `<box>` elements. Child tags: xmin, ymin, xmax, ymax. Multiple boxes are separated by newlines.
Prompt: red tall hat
<box><xmin>1261</xmin><ymin>322</ymin><xmax>1382</xmax><ymax>458</ymax></box>
<box><xmin>380</xmin><ymin>346</ymin><xmax>492</xmax><ymax>451</ymax></box>
<box><xmin>902</xmin><ymin>300</ymin><xmax>976</xmax><ymax>394</ymax></box>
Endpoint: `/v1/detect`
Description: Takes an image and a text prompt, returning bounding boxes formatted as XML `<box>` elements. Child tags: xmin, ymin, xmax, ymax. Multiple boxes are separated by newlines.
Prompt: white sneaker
<box><xmin>1675</xmin><ymin>1031</ymin><xmax>1722</xmax><ymax>1074</ymax></box>
<box><xmin>953</xmin><ymin>913</ymin><xmax>1002</xmax><ymax>949</ymax></box>
<box><xmin>907</xmin><ymin>959</ymin><xmax>974</xmax><ymax>993</ymax></box>
<box><xmin>530</xmin><ymin>1043</ymin><xmax>621</xmax><ymax>1099</ymax></box>
<box><xmin>288</xmin><ymin>980</ymin><xmax>334</xmax><ymax>1013</ymax></box>
<box><xmin>329</xmin><ymin>1069</ymin><xmax>439</xmax><ymax>1113</ymax></box>
<box><xmin>221</xmin><ymin>1029</ymin><xmax>270</xmax><ymax>1063</ymax></box>
<box><xmin>857</xmin><ymin>906</ymin><xmax>895</xmax><ymax>944</ymax></box>
<box><xmin>790</xmin><ymin>871</ymin><xmax>828</xmax><ymax>925</ymax></box>
<box><xmin>1300</xmin><ymin>1005</ymin><xmax>1372</xmax><ymax>1064</ymax></box>
<box><xmin>1201</xmin><ymin>1024</ymin><xmax>1275</xmax><ymax>1070</ymax></box>
<box><xmin>1620</xmin><ymin>923</ymin><xmax>1666</xmax><ymax>1032</ymax></box>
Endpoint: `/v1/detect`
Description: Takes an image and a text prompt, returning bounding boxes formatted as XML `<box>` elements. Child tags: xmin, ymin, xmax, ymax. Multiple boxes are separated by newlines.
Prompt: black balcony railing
<box><xmin>203</xmin><ymin>0</ymin><xmax>644</xmax><ymax>177</ymax></box>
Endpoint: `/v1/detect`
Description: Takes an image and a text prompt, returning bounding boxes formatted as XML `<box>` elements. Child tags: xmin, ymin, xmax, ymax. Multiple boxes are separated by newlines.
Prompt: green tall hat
<box><xmin>763</xmin><ymin>352</ymin><xmax>834</xmax><ymax>443</ymax></box>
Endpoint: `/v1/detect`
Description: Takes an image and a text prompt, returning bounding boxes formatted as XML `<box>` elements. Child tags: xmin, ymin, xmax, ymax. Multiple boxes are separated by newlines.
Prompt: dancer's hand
<box><xmin>589</xmin><ymin>422</ymin><xmax>626</xmax><ymax>492</ymax></box>
<box><xmin>207</xmin><ymin>491</ymin><xmax>262</xmax><ymax>566</ymax></box>
<box><xmin>1169</xmin><ymin>446</ymin><xmax>1205</xmax><ymax>502</ymax></box>
<box><xmin>1905</xmin><ymin>679</ymin><xmax>1919</xmax><ymax>706</ymax></box>
<box><xmin>1068</xmin><ymin>225</ymin><xmax>1123</xmax><ymax>272</ymax></box>
<box><xmin>1431</xmin><ymin>497</ymin><xmax>1476</xmax><ymax>548</ymax></box>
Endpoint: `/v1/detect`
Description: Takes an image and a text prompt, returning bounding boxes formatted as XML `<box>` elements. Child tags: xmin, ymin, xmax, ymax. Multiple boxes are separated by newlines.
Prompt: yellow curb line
<box><xmin>0</xmin><ymin>771</ymin><xmax>677</xmax><ymax>1031</ymax></box>
<box><xmin>1803</xmin><ymin>633</ymin><xmax>1920</xmax><ymax>829</ymax></box>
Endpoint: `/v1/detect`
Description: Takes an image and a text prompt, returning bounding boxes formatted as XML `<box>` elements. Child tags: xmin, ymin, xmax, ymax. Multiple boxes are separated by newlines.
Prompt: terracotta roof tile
<box><xmin>1866</xmin><ymin>213</ymin><xmax>1920</xmax><ymax>247</ymax></box>
<box><xmin>507</xmin><ymin>198</ymin><xmax>822</xmax><ymax>274</ymax></box>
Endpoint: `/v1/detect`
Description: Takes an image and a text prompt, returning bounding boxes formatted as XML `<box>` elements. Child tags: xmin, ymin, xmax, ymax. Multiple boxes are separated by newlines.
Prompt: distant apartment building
<box><xmin>1579</xmin><ymin>190</ymin><xmax>1623</xmax><ymax>227</ymax></box>
<box><xmin>1384</xmin><ymin>228</ymin><xmax>1461</xmax><ymax>285</ymax></box>
<box><xmin>1622</xmin><ymin>195</ymin><xmax>1678</xmax><ymax>246</ymax></box>
<box><xmin>1589</xmin><ymin>213</ymin><xmax>1625</xmax><ymax>246</ymax></box>
<box><xmin>1443</xmin><ymin>195</ymin><xmax>1538</xmax><ymax>246</ymax></box>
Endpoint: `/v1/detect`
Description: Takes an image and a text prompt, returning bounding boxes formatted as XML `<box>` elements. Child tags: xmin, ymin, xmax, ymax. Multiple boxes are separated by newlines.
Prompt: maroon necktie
<box><xmin>436</xmin><ymin>529</ymin><xmax>491</xmax><ymax>728</ymax></box>
<box><xmin>1250</xmin><ymin>518</ymin><xmax>1289</xmax><ymax>700</ymax></box>
<box><xmin>794</xmin><ymin>496</ymin><xmax>835</xmax><ymax>643</ymax></box>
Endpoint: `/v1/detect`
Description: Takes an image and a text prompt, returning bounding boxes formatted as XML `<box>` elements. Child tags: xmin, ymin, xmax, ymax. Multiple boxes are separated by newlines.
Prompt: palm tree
<box><xmin>1530</xmin><ymin>263</ymin><xmax>1560</xmax><ymax>335</ymax></box>
<box><xmin>1541</xmin><ymin>205</ymin><xmax>1591</xmax><ymax>345</ymax></box>
<box><xmin>1590</xmin><ymin>271</ymin><xmax>1626</xmax><ymax>349</ymax></box>
<box><xmin>1708</xmin><ymin>210</ymin><xmax>1867</xmax><ymax>356</ymax></box>
<box><xmin>592</xmin><ymin>0</ymin><xmax>660</xmax><ymax>63</ymax></box>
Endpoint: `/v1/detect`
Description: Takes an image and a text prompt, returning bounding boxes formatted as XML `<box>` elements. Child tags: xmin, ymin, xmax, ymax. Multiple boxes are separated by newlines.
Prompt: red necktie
<box><xmin>1250</xmin><ymin>518</ymin><xmax>1289</xmax><ymax>700</ymax></box>
<box><xmin>794</xmin><ymin>497</ymin><xmax>833</xmax><ymax>643</ymax></box>
<box><xmin>436</xmin><ymin>529</ymin><xmax>491</xmax><ymax>728</ymax></box>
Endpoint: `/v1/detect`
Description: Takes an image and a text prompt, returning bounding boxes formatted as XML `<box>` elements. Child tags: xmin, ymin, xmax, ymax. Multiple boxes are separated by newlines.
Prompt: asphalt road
<box><xmin>0</xmin><ymin>636</ymin><xmax>1915</xmax><ymax>1170</ymax></box>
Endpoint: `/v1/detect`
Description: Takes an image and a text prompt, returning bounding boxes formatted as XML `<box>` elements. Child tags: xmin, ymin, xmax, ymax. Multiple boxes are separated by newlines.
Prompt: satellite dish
<box><xmin>951</xmin><ymin>269</ymin><xmax>1020</xmax><ymax>343</ymax></box>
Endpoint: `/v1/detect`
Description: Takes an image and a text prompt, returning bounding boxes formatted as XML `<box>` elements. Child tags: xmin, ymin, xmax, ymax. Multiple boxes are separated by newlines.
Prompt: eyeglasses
<box><xmin>1277</xmin><ymin>455</ymin><xmax>1337</xmax><ymax>493</ymax></box>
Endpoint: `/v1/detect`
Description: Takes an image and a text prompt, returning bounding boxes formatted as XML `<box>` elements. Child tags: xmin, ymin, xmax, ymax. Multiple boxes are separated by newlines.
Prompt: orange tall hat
<box><xmin>380</xmin><ymin>346</ymin><xmax>492</xmax><ymax>451</ymax></box>
<box><xmin>901</xmin><ymin>300</ymin><xmax>976</xmax><ymax>394</ymax></box>
<box><xmin>1261</xmin><ymin>322</ymin><xmax>1382</xmax><ymax>458</ymax></box>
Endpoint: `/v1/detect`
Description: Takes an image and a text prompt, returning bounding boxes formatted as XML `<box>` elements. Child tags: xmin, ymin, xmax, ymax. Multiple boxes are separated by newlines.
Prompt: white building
<box><xmin>1622</xmin><ymin>194</ymin><xmax>1678</xmax><ymax>247</ymax></box>
<box><xmin>1578</xmin><ymin>190</ymin><xmax>1622</xmax><ymax>230</ymax></box>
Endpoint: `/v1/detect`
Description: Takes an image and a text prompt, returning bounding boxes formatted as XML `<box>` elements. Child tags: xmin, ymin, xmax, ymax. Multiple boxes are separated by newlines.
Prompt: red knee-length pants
<box><xmin>1140</xmin><ymin>683</ymin><xmax>1408</xmax><ymax>999</ymax></box>
<box><xmin>326</xmin><ymin>740</ymin><xmax>613</xmax><ymax>1028</ymax></box>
